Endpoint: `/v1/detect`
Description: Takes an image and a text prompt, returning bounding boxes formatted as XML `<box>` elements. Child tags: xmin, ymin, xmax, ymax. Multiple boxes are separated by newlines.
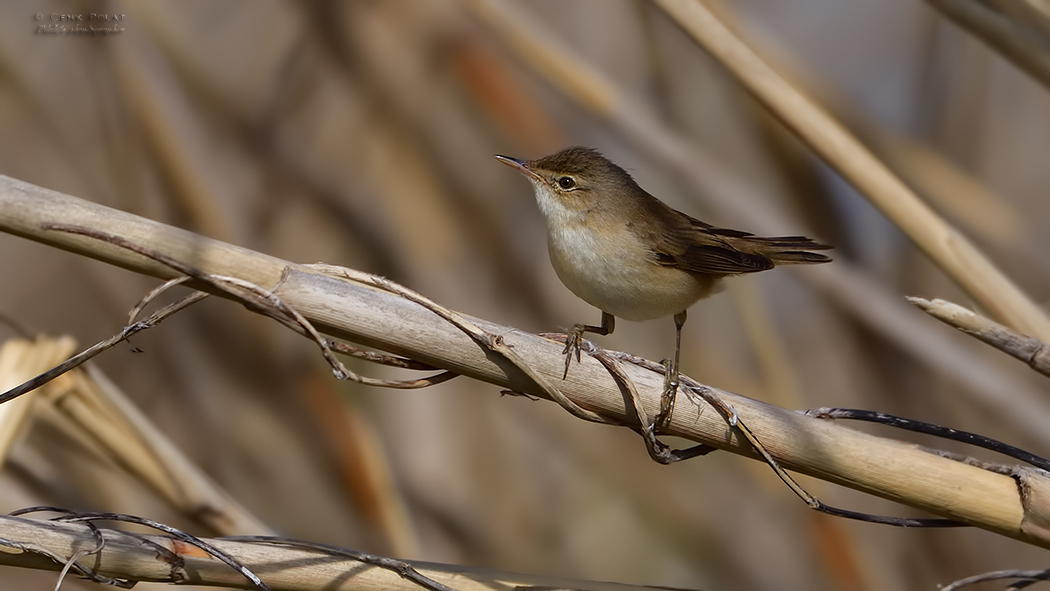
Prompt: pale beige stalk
<box><xmin>0</xmin><ymin>513</ymin><xmax>664</xmax><ymax>591</ymax></box>
<box><xmin>1</xmin><ymin>175</ymin><xmax>1048</xmax><ymax>548</ymax></box>
<box><xmin>652</xmin><ymin>0</ymin><xmax>1050</xmax><ymax>342</ymax></box>
<box><xmin>468</xmin><ymin>0</ymin><xmax>1050</xmax><ymax>443</ymax></box>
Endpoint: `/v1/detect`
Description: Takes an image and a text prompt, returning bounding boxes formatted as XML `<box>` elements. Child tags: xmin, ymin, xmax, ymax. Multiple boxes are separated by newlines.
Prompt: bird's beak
<box><xmin>495</xmin><ymin>154</ymin><xmax>544</xmax><ymax>183</ymax></box>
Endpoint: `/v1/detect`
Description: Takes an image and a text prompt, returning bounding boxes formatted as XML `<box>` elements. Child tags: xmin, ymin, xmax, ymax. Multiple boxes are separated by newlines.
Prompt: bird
<box><xmin>496</xmin><ymin>147</ymin><xmax>831</xmax><ymax>428</ymax></box>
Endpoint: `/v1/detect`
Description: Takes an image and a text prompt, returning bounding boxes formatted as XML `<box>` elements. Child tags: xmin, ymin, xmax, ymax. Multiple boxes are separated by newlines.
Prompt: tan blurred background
<box><xmin>1</xmin><ymin>1</ymin><xmax>1049</xmax><ymax>589</ymax></box>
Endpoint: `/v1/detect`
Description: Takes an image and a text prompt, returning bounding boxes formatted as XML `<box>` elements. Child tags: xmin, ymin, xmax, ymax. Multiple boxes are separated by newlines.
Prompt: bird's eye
<box><xmin>557</xmin><ymin>176</ymin><xmax>576</xmax><ymax>190</ymax></box>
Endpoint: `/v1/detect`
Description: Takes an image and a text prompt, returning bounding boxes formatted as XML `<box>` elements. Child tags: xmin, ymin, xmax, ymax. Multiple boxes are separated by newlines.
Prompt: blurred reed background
<box><xmin>0</xmin><ymin>0</ymin><xmax>1049</xmax><ymax>589</ymax></box>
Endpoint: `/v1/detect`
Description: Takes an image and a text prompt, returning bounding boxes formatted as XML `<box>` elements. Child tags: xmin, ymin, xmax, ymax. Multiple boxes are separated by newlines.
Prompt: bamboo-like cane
<box><xmin>651</xmin><ymin>0</ymin><xmax>1050</xmax><ymax>342</ymax></box>
<box><xmin>1</xmin><ymin>175</ymin><xmax>1048</xmax><ymax>548</ymax></box>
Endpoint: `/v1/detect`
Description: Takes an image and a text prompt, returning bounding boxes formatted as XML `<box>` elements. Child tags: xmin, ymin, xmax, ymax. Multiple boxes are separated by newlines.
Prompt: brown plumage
<box><xmin>643</xmin><ymin>208</ymin><xmax>831</xmax><ymax>274</ymax></box>
<box><xmin>531</xmin><ymin>146</ymin><xmax>831</xmax><ymax>279</ymax></box>
<box><xmin>497</xmin><ymin>147</ymin><xmax>831</xmax><ymax>424</ymax></box>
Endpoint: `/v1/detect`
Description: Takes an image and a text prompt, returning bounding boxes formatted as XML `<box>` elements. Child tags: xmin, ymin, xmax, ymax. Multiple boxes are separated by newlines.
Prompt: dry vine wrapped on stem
<box><xmin>0</xmin><ymin>1</ymin><xmax>1048</xmax><ymax>589</ymax></box>
<box><xmin>2</xmin><ymin>174</ymin><xmax>1050</xmax><ymax>555</ymax></box>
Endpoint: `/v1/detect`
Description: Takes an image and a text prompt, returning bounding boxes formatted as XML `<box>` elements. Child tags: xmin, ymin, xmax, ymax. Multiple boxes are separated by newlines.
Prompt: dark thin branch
<box><xmin>807</xmin><ymin>407</ymin><xmax>1050</xmax><ymax>471</ymax></box>
<box><xmin>223</xmin><ymin>536</ymin><xmax>458</xmax><ymax>591</ymax></box>
<box><xmin>591</xmin><ymin>344</ymin><xmax>965</xmax><ymax>527</ymax></box>
<box><xmin>942</xmin><ymin>568</ymin><xmax>1050</xmax><ymax>591</ymax></box>
<box><xmin>40</xmin><ymin>224</ymin><xmax>455</xmax><ymax>389</ymax></box>
<box><xmin>0</xmin><ymin>517</ymin><xmax>132</xmax><ymax>588</ymax></box>
<box><xmin>0</xmin><ymin>291</ymin><xmax>207</xmax><ymax>405</ymax></box>
<box><xmin>11</xmin><ymin>507</ymin><xmax>270</xmax><ymax>591</ymax></box>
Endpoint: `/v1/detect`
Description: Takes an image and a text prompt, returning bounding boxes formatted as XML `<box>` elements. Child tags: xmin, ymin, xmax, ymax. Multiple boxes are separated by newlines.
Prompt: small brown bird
<box><xmin>496</xmin><ymin>147</ymin><xmax>831</xmax><ymax>426</ymax></box>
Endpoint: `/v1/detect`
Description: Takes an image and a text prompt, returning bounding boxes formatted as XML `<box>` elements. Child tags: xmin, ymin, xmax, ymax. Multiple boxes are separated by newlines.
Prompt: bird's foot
<box><xmin>656</xmin><ymin>358</ymin><xmax>679</xmax><ymax>430</ymax></box>
<box><xmin>561</xmin><ymin>324</ymin><xmax>588</xmax><ymax>379</ymax></box>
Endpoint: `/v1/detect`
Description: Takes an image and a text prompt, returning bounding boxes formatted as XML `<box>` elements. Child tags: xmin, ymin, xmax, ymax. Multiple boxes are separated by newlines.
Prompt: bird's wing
<box><xmin>642</xmin><ymin>211</ymin><xmax>776</xmax><ymax>275</ymax></box>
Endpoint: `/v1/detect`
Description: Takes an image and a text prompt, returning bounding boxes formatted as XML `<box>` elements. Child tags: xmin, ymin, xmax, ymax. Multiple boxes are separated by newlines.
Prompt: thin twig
<box><xmin>591</xmin><ymin>347</ymin><xmax>963</xmax><ymax>526</ymax></box>
<box><xmin>11</xmin><ymin>507</ymin><xmax>269</xmax><ymax>591</ymax></box>
<box><xmin>52</xmin><ymin>520</ymin><xmax>107</xmax><ymax>591</ymax></box>
<box><xmin>127</xmin><ymin>275</ymin><xmax>194</xmax><ymax>324</ymax></box>
<box><xmin>0</xmin><ymin>291</ymin><xmax>207</xmax><ymax>405</ymax></box>
<box><xmin>0</xmin><ymin>517</ymin><xmax>131</xmax><ymax>588</ymax></box>
<box><xmin>942</xmin><ymin>568</ymin><xmax>1050</xmax><ymax>591</ymax></box>
<box><xmin>223</xmin><ymin>536</ymin><xmax>457</xmax><ymax>591</ymax></box>
<box><xmin>0</xmin><ymin>512</ymin><xmax>669</xmax><ymax>590</ymax></box>
<box><xmin>808</xmin><ymin>407</ymin><xmax>1050</xmax><ymax>471</ymax></box>
<box><xmin>30</xmin><ymin>224</ymin><xmax>455</xmax><ymax>390</ymax></box>
<box><xmin>908</xmin><ymin>296</ymin><xmax>1050</xmax><ymax>378</ymax></box>
<box><xmin>309</xmin><ymin>263</ymin><xmax>619</xmax><ymax>426</ymax></box>
<box><xmin>130</xmin><ymin>274</ymin><xmax>436</xmax><ymax>378</ymax></box>
<box><xmin>0</xmin><ymin>535</ymin><xmax>133</xmax><ymax>588</ymax></box>
<box><xmin>321</xmin><ymin>339</ymin><xmax>443</xmax><ymax>371</ymax></box>
<box><xmin>588</xmin><ymin>346</ymin><xmax>716</xmax><ymax>464</ymax></box>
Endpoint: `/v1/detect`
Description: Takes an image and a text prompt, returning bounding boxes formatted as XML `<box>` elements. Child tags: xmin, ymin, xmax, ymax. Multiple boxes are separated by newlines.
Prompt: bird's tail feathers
<box><xmin>753</xmin><ymin>235</ymin><xmax>833</xmax><ymax>265</ymax></box>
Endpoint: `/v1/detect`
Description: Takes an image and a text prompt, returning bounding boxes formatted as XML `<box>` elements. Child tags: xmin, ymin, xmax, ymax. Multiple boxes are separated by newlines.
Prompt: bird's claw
<box><xmin>656</xmin><ymin>358</ymin><xmax>679</xmax><ymax>430</ymax></box>
<box><xmin>561</xmin><ymin>325</ymin><xmax>587</xmax><ymax>379</ymax></box>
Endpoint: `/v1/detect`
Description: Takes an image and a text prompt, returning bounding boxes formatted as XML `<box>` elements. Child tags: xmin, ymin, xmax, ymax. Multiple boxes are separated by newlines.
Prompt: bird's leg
<box><xmin>563</xmin><ymin>311</ymin><xmax>614</xmax><ymax>378</ymax></box>
<box><xmin>656</xmin><ymin>310</ymin><xmax>686</xmax><ymax>430</ymax></box>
